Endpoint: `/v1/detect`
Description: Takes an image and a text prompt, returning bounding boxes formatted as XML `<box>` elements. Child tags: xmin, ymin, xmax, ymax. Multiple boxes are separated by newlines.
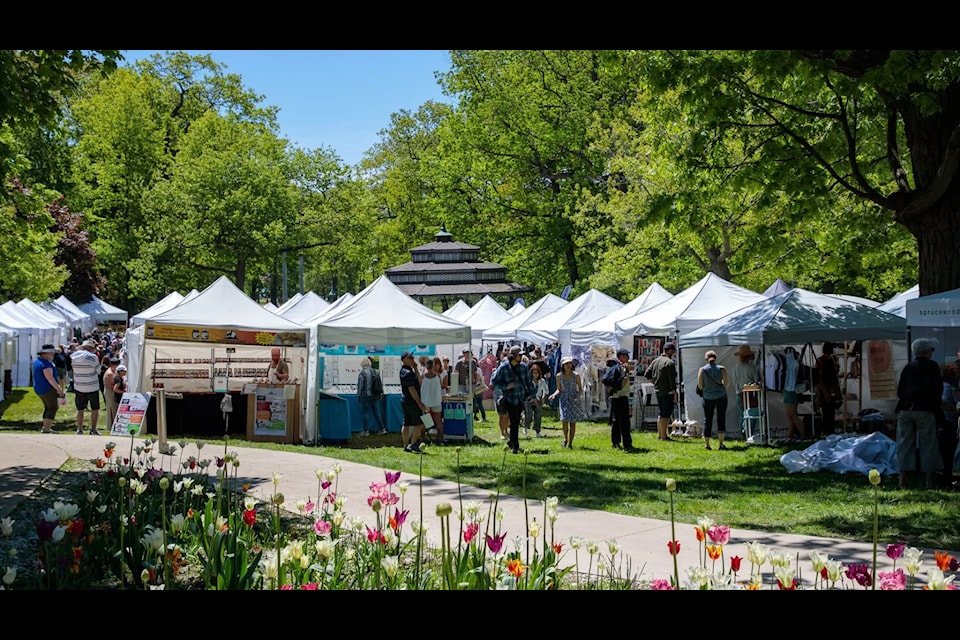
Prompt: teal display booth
<box><xmin>442</xmin><ymin>396</ymin><xmax>474</xmax><ymax>442</ymax></box>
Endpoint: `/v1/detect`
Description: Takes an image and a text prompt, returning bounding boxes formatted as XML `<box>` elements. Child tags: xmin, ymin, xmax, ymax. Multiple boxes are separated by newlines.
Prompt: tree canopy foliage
<box><xmin>5</xmin><ymin>50</ymin><xmax>956</xmax><ymax>315</ymax></box>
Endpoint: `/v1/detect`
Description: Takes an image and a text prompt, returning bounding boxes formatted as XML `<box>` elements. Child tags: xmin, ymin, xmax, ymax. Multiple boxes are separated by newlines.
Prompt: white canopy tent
<box><xmin>16</xmin><ymin>299</ymin><xmax>71</xmax><ymax>346</ymax></box>
<box><xmin>905</xmin><ymin>287</ymin><xmax>960</xmax><ymax>361</ymax></box>
<box><xmin>482</xmin><ymin>293</ymin><xmax>569</xmax><ymax>343</ymax></box>
<box><xmin>680</xmin><ymin>288</ymin><xmax>908</xmax><ymax>439</ymax></box>
<box><xmin>310</xmin><ymin>276</ymin><xmax>472</xmax><ymax>442</ymax></box>
<box><xmin>570</xmin><ymin>282</ymin><xmax>674</xmax><ymax>348</ymax></box>
<box><xmin>77</xmin><ymin>295</ymin><xmax>128</xmax><ymax>325</ymax></box>
<box><xmin>263</xmin><ymin>301</ymin><xmax>279</xmax><ymax>312</ymax></box>
<box><xmin>615</xmin><ymin>273</ymin><xmax>766</xmax><ymax>347</ymax></box>
<box><xmin>456</xmin><ymin>295</ymin><xmax>512</xmax><ymax>353</ymax></box>
<box><xmin>515</xmin><ymin>289</ymin><xmax>624</xmax><ymax>355</ymax></box>
<box><xmin>0</xmin><ymin>302</ymin><xmax>60</xmax><ymax>386</ymax></box>
<box><xmin>127</xmin><ymin>276</ymin><xmax>310</xmax><ymax>440</ymax></box>
<box><xmin>277</xmin><ymin>291</ymin><xmax>332</xmax><ymax>324</ymax></box>
<box><xmin>0</xmin><ymin>322</ymin><xmax>18</xmax><ymax>401</ymax></box>
<box><xmin>315</xmin><ymin>276</ymin><xmax>472</xmax><ymax>346</ymax></box>
<box><xmin>275</xmin><ymin>292</ymin><xmax>304</xmax><ymax>314</ymax></box>
<box><xmin>507</xmin><ymin>299</ymin><xmax>526</xmax><ymax>316</ymax></box>
<box><xmin>877</xmin><ymin>285</ymin><xmax>919</xmax><ymax>318</ymax></box>
<box><xmin>442</xmin><ymin>299</ymin><xmax>472</xmax><ymax>321</ymax></box>
<box><xmin>130</xmin><ymin>292</ymin><xmax>185</xmax><ymax>328</ymax></box>
<box><xmin>43</xmin><ymin>296</ymin><xmax>95</xmax><ymax>336</ymax></box>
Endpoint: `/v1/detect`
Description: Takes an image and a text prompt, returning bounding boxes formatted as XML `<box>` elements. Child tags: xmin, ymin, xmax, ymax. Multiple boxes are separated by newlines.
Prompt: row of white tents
<box><xmin>0</xmin><ymin>295</ymin><xmax>129</xmax><ymax>395</ymax></box>
<box><xmin>7</xmin><ymin>272</ymin><xmax>954</xmax><ymax>442</ymax></box>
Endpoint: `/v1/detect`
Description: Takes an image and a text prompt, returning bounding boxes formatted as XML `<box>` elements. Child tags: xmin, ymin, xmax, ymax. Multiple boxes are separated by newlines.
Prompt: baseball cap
<box><xmin>616</xmin><ymin>348</ymin><xmax>630</xmax><ymax>358</ymax></box>
<box><xmin>400</xmin><ymin>351</ymin><xmax>414</xmax><ymax>361</ymax></box>
<box><xmin>663</xmin><ymin>342</ymin><xmax>677</xmax><ymax>351</ymax></box>
<box><xmin>509</xmin><ymin>345</ymin><xmax>523</xmax><ymax>357</ymax></box>
<box><xmin>116</xmin><ymin>364</ymin><xmax>127</xmax><ymax>372</ymax></box>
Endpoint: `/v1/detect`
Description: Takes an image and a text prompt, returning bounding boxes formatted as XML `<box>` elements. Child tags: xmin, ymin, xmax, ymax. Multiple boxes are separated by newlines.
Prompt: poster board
<box><xmin>632</xmin><ymin>335</ymin><xmax>667</xmax><ymax>372</ymax></box>
<box><xmin>246</xmin><ymin>384</ymin><xmax>299</xmax><ymax>444</ymax></box>
<box><xmin>111</xmin><ymin>392</ymin><xmax>151</xmax><ymax>436</ymax></box>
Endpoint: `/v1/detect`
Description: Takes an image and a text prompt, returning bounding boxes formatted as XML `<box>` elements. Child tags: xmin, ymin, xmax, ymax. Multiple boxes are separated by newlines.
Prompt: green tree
<box><xmin>68</xmin><ymin>51</ymin><xmax>275</xmax><ymax>309</ymax></box>
<box><xmin>0</xmin><ymin>177</ymin><xmax>67</xmax><ymax>299</ymax></box>
<box><xmin>637</xmin><ymin>50</ymin><xmax>948</xmax><ymax>296</ymax></box>
<box><xmin>0</xmin><ymin>50</ymin><xmax>120</xmax><ymax>183</ymax></box>
<box><xmin>139</xmin><ymin>112</ymin><xmax>298</xmax><ymax>292</ymax></box>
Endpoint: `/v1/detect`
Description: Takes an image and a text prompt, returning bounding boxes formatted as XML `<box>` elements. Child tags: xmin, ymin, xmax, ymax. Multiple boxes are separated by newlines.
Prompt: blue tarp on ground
<box><xmin>780</xmin><ymin>431</ymin><xmax>899</xmax><ymax>476</ymax></box>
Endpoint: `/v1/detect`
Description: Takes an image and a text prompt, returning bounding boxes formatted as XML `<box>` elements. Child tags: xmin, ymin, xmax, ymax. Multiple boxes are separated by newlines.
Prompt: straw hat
<box><xmin>735</xmin><ymin>345</ymin><xmax>755</xmax><ymax>359</ymax></box>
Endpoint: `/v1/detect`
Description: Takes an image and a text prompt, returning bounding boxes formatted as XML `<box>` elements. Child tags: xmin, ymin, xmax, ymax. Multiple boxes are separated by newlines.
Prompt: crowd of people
<box><xmin>31</xmin><ymin>329</ymin><xmax>127</xmax><ymax>434</ymax></box>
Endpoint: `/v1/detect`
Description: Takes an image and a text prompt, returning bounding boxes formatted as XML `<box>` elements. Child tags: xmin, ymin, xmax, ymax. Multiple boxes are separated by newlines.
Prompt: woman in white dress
<box><xmin>420</xmin><ymin>357</ymin><xmax>444</xmax><ymax>443</ymax></box>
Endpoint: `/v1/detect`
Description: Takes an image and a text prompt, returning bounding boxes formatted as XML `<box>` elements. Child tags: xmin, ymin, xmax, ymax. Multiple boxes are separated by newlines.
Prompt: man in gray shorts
<box><xmin>70</xmin><ymin>339</ymin><xmax>102</xmax><ymax>435</ymax></box>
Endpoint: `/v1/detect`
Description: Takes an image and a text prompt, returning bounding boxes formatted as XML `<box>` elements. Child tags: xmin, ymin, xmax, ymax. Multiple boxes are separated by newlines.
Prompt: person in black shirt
<box><xmin>399</xmin><ymin>352</ymin><xmax>428</xmax><ymax>453</ymax></box>
<box><xmin>895</xmin><ymin>338</ymin><xmax>943</xmax><ymax>489</ymax></box>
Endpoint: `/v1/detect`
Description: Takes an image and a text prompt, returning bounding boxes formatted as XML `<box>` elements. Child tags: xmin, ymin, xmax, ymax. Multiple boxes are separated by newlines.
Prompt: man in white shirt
<box><xmin>70</xmin><ymin>339</ymin><xmax>102</xmax><ymax>435</ymax></box>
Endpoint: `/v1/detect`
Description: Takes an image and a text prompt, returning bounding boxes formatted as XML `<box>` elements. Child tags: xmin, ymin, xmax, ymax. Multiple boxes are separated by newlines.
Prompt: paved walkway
<box><xmin>1</xmin><ymin>432</ymin><xmax>954</xmax><ymax>588</ymax></box>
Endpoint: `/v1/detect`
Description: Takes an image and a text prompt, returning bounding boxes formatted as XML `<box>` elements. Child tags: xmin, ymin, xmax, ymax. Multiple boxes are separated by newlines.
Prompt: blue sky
<box><xmin>122</xmin><ymin>50</ymin><xmax>452</xmax><ymax>166</ymax></box>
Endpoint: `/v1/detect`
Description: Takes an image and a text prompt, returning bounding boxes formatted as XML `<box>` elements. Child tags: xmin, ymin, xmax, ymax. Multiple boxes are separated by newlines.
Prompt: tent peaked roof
<box><xmin>148</xmin><ymin>276</ymin><xmax>306</xmax><ymax>331</ymax></box>
<box><xmin>275</xmin><ymin>292</ymin><xmax>304</xmax><ymax>314</ymax></box>
<box><xmin>508</xmin><ymin>299</ymin><xmax>526</xmax><ymax>315</ymax></box>
<box><xmin>570</xmin><ymin>282</ymin><xmax>675</xmax><ymax>347</ymax></box>
<box><xmin>482</xmin><ymin>293</ymin><xmax>568</xmax><ymax>342</ymax></box>
<box><xmin>679</xmin><ymin>287</ymin><xmax>906</xmax><ymax>347</ymax></box>
<box><xmin>762</xmin><ymin>278</ymin><xmax>793</xmax><ymax>297</ymax></box>
<box><xmin>516</xmin><ymin>289</ymin><xmax>624</xmax><ymax>346</ymax></box>
<box><xmin>302</xmin><ymin>293</ymin><xmax>354</xmax><ymax>326</ymax></box>
<box><xmin>442</xmin><ymin>299</ymin><xmax>472</xmax><ymax>320</ymax></box>
<box><xmin>77</xmin><ymin>295</ymin><xmax>128</xmax><ymax>322</ymax></box>
<box><xmin>458</xmin><ymin>295</ymin><xmax>512</xmax><ymax>339</ymax></box>
<box><xmin>828</xmin><ymin>294</ymin><xmax>881</xmax><ymax>308</ymax></box>
<box><xmin>130</xmin><ymin>291</ymin><xmax>185</xmax><ymax>327</ymax></box>
<box><xmin>278</xmin><ymin>291</ymin><xmax>332</xmax><ymax>324</ymax></box>
<box><xmin>314</xmin><ymin>276</ymin><xmax>472</xmax><ymax>344</ymax></box>
<box><xmin>49</xmin><ymin>295</ymin><xmax>95</xmax><ymax>333</ymax></box>
<box><xmin>877</xmin><ymin>284</ymin><xmax>919</xmax><ymax>318</ymax></box>
<box><xmin>616</xmin><ymin>273</ymin><xmax>765</xmax><ymax>336</ymax></box>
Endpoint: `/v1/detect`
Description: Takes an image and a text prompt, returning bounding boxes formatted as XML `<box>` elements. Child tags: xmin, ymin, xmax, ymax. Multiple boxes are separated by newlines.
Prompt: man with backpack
<box><xmin>357</xmin><ymin>357</ymin><xmax>387</xmax><ymax>436</ymax></box>
<box><xmin>605</xmin><ymin>348</ymin><xmax>635</xmax><ymax>452</ymax></box>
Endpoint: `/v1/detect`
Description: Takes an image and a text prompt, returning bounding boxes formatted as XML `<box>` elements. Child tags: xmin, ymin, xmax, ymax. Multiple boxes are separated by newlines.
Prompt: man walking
<box><xmin>895</xmin><ymin>338</ymin><xmax>943</xmax><ymax>489</ymax></box>
<box><xmin>491</xmin><ymin>345</ymin><xmax>538</xmax><ymax>454</ymax></box>
<box><xmin>70</xmin><ymin>339</ymin><xmax>101</xmax><ymax>435</ymax></box>
<box><xmin>645</xmin><ymin>342</ymin><xmax>679</xmax><ymax>441</ymax></box>
<box><xmin>609</xmin><ymin>348</ymin><xmax>635</xmax><ymax>452</ymax></box>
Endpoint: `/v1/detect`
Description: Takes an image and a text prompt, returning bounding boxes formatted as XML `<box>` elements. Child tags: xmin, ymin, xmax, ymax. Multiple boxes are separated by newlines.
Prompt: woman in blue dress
<box><xmin>549</xmin><ymin>356</ymin><xmax>586</xmax><ymax>449</ymax></box>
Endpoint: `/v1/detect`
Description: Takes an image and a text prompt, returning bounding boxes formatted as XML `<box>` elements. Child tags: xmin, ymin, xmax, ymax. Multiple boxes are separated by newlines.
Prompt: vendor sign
<box><xmin>145</xmin><ymin>324</ymin><xmax>306</xmax><ymax>347</ymax></box>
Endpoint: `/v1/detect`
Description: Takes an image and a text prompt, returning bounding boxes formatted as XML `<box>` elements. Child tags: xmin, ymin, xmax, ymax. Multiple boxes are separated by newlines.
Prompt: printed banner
<box><xmin>253</xmin><ymin>385</ymin><xmax>288</xmax><ymax>436</ymax></box>
<box><xmin>144</xmin><ymin>324</ymin><xmax>306</xmax><ymax>347</ymax></box>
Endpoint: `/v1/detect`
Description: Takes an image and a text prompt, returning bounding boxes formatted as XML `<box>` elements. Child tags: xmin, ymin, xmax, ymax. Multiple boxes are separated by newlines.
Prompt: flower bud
<box><xmin>666</xmin><ymin>478</ymin><xmax>677</xmax><ymax>492</ymax></box>
<box><xmin>159</xmin><ymin>477</ymin><xmax>170</xmax><ymax>490</ymax></box>
<box><xmin>868</xmin><ymin>469</ymin><xmax>881</xmax><ymax>486</ymax></box>
<box><xmin>436</xmin><ymin>502</ymin><xmax>452</xmax><ymax>517</ymax></box>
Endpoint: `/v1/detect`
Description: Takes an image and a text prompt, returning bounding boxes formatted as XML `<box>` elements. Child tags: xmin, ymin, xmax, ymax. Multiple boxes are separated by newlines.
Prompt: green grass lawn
<box><xmin>3</xmin><ymin>386</ymin><xmax>958</xmax><ymax>551</ymax></box>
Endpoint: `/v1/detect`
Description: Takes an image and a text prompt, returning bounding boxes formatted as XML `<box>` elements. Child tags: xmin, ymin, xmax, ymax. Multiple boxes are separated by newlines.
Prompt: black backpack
<box><xmin>369</xmin><ymin>369</ymin><xmax>383</xmax><ymax>397</ymax></box>
<box><xmin>602</xmin><ymin>363</ymin><xmax>624</xmax><ymax>391</ymax></box>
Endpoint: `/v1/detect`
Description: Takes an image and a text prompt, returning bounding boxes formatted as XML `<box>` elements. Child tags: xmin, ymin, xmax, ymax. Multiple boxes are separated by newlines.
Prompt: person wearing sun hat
<box><xmin>548</xmin><ymin>354</ymin><xmax>586</xmax><ymax>449</ymax></box>
<box><xmin>33</xmin><ymin>344</ymin><xmax>66</xmax><ymax>433</ymax></box>
<box><xmin>731</xmin><ymin>344</ymin><xmax>761</xmax><ymax>437</ymax></box>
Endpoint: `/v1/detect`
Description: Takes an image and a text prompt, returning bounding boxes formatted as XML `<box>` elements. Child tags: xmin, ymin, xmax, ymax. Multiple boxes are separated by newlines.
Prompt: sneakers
<box><xmin>536</xmin><ymin>432</ymin><xmax>546</xmax><ymax>438</ymax></box>
<box><xmin>359</xmin><ymin>430</ymin><xmax>372</xmax><ymax>437</ymax></box>
<box><xmin>76</xmin><ymin>428</ymin><xmax>83</xmax><ymax>435</ymax></box>
<box><xmin>522</xmin><ymin>428</ymin><xmax>528</xmax><ymax>436</ymax></box>
<box><xmin>403</xmin><ymin>444</ymin><xmax>422</xmax><ymax>454</ymax></box>
<box><xmin>90</xmin><ymin>429</ymin><xmax>100</xmax><ymax>436</ymax></box>
<box><xmin>561</xmin><ymin>440</ymin><xmax>567</xmax><ymax>448</ymax></box>
<box><xmin>613</xmin><ymin>443</ymin><xmax>622</xmax><ymax>450</ymax></box>
<box><xmin>375</xmin><ymin>429</ymin><xmax>388</xmax><ymax>435</ymax></box>
<box><xmin>500</xmin><ymin>435</ymin><xmax>507</xmax><ymax>440</ymax></box>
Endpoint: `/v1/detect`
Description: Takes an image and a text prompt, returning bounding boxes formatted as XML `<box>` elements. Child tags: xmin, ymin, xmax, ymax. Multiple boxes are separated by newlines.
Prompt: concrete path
<box><xmin>1</xmin><ymin>432</ymin><xmax>954</xmax><ymax>588</ymax></box>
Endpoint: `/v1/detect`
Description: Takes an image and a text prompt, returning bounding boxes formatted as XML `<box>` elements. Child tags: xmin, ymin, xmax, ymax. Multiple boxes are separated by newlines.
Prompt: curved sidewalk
<box><xmin>0</xmin><ymin>432</ymin><xmax>951</xmax><ymax>587</ymax></box>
